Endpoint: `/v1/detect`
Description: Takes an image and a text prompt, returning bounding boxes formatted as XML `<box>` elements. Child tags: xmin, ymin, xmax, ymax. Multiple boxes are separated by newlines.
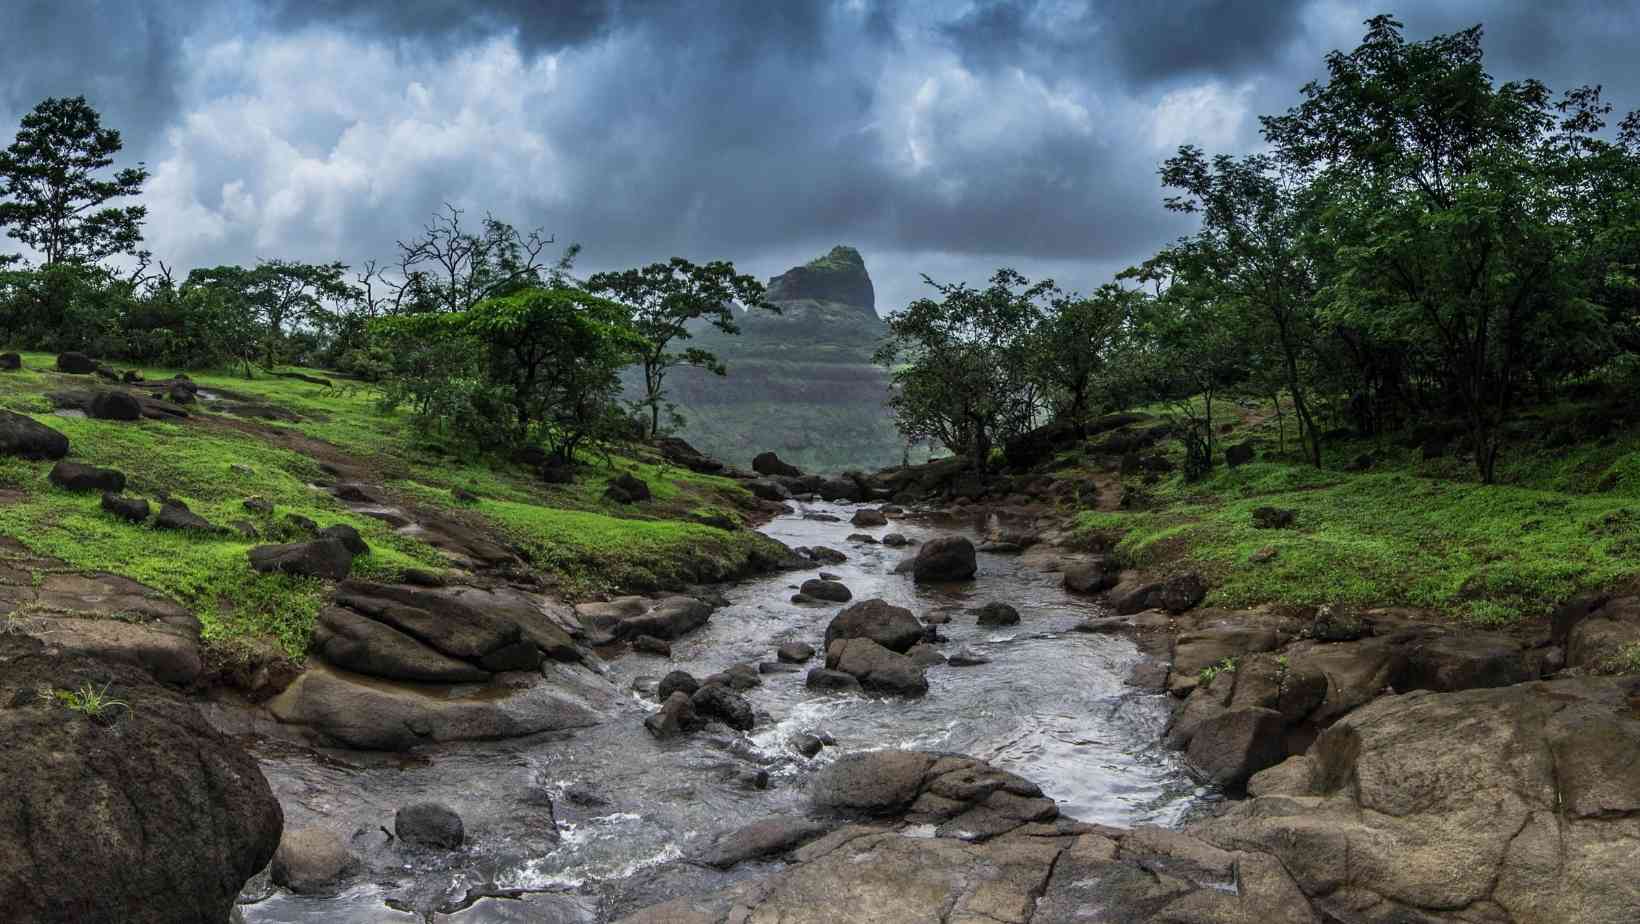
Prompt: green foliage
<box><xmin>41</xmin><ymin>681</ymin><xmax>130</xmax><ymax>719</ymax></box>
<box><xmin>588</xmin><ymin>257</ymin><xmax>774</xmax><ymax>438</ymax></box>
<box><xmin>1198</xmin><ymin>657</ymin><xmax>1237</xmax><ymax>685</ymax></box>
<box><xmin>0</xmin><ymin>96</ymin><xmax>148</xmax><ymax>267</ymax></box>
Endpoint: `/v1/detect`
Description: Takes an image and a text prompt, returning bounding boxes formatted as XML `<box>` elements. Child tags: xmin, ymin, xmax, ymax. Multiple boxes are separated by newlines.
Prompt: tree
<box><xmin>0</xmin><ymin>96</ymin><xmax>148</xmax><ymax>267</ymax></box>
<box><xmin>875</xmin><ymin>269</ymin><xmax>1053</xmax><ymax>473</ymax></box>
<box><xmin>1027</xmin><ymin>284</ymin><xmax>1134</xmax><ymax>433</ymax></box>
<box><xmin>587</xmin><ymin>257</ymin><xmax>773</xmax><ymax>438</ymax></box>
<box><xmin>1264</xmin><ymin>15</ymin><xmax>1605</xmax><ymax>482</ymax></box>
<box><xmin>374</xmin><ymin>286</ymin><xmax>642</xmax><ymax>462</ymax></box>
<box><xmin>361</xmin><ymin>204</ymin><xmax>561</xmax><ymax>315</ymax></box>
<box><xmin>1157</xmin><ymin>147</ymin><xmax>1326</xmax><ymax>466</ymax></box>
<box><xmin>185</xmin><ymin>260</ymin><xmax>358</xmax><ymax>370</ymax></box>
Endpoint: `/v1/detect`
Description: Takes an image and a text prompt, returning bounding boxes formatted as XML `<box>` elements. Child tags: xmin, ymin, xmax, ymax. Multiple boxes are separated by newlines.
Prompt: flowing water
<box><xmin>239</xmin><ymin>502</ymin><xmax>1206</xmax><ymax>923</ymax></box>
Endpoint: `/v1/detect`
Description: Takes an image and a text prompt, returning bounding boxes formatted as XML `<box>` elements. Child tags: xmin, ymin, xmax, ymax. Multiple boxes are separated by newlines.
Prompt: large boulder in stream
<box><xmin>826</xmin><ymin>637</ymin><xmax>928</xmax><ymax>696</ymax></box>
<box><xmin>575</xmin><ymin>595</ymin><xmax>712</xmax><ymax>642</ymax></box>
<box><xmin>903</xmin><ymin>536</ymin><xmax>977</xmax><ymax>583</ymax></box>
<box><xmin>823</xmin><ymin>598</ymin><xmax>924</xmax><ymax>653</ymax></box>
<box><xmin>0</xmin><ymin>635</ymin><xmax>282</xmax><ymax>923</ymax></box>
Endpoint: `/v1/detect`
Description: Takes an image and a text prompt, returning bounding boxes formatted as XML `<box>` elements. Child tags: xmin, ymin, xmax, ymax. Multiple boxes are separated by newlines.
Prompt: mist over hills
<box><xmin>661</xmin><ymin>246</ymin><xmax>912</xmax><ymax>473</ymax></box>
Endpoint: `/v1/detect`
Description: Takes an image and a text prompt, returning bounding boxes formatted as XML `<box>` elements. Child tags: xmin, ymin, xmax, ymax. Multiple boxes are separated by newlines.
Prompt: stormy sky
<box><xmin>3</xmin><ymin>1</ymin><xmax>1638</xmax><ymax>314</ymax></box>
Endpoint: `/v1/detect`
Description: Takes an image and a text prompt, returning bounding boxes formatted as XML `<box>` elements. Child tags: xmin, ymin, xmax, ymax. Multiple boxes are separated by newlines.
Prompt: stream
<box><xmin>239</xmin><ymin>501</ymin><xmax>1207</xmax><ymax>922</ymax></box>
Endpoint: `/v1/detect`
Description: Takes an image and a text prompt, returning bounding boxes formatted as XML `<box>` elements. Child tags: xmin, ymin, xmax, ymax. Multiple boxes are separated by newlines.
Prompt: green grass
<box><xmin>41</xmin><ymin>680</ymin><xmax>130</xmax><ymax>719</ymax></box>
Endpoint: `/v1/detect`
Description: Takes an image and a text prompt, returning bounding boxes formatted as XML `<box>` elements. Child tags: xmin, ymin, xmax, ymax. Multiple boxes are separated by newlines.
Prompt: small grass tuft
<box><xmin>41</xmin><ymin>681</ymin><xmax>130</xmax><ymax>720</ymax></box>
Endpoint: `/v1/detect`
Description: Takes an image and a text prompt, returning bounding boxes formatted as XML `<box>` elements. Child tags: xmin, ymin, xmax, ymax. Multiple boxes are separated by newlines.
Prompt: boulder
<box><xmin>810</xmin><ymin>749</ymin><xmax>933</xmax><ymax>815</ymax></box>
<box><xmin>604</xmin><ymin>472</ymin><xmax>652</xmax><ymax>503</ymax></box>
<box><xmin>975</xmin><ymin>602</ymin><xmax>1020</xmax><ymax>626</ymax></box>
<box><xmin>316</xmin><ymin>523</ymin><xmax>370</xmax><ymax>556</ymax></box>
<box><xmin>691</xmin><ymin>684</ymin><xmax>755</xmax><ymax>731</ymax></box>
<box><xmin>850</xmin><ymin>508</ymin><xmax>888</xmax><ymax>527</ymax></box>
<box><xmin>907</xmin><ymin>536</ymin><xmax>977</xmax><ymax>583</ymax></box>
<box><xmin>55</xmin><ymin>351</ymin><xmax>97</xmax><ymax>374</ymax></box>
<box><xmin>48</xmin><ymin>460</ymin><xmax>125</xmax><ymax>493</ymax></box>
<box><xmin>1109</xmin><ymin>579</ymin><xmax>1163</xmax><ymax>615</ymax></box>
<box><xmin>1224</xmin><ymin>442</ymin><xmax>1255</xmax><ymax>467</ymax></box>
<box><xmin>1158</xmin><ymin>571</ymin><xmax>1208</xmax><ymax>614</ymax></box>
<box><xmin>824</xmin><ymin>598</ymin><xmax>924</xmax><ymax>653</ymax></box>
<box><xmin>88</xmin><ymin>389</ymin><xmax>143</xmax><ymax>421</ymax></box>
<box><xmin>248</xmin><ymin>539</ymin><xmax>355</xmax><ymax>581</ymax></box>
<box><xmin>311</xmin><ymin>606</ymin><xmax>490</xmax><ymax>683</ymax></box>
<box><xmin>805</xmin><ymin>668</ymin><xmax>862</xmax><ymax>693</ymax></box>
<box><xmin>752</xmin><ymin>451</ymin><xmax>802</xmax><ymax>478</ymax></box>
<box><xmin>827</xmin><ymin>637</ymin><xmax>928</xmax><ymax>695</ymax></box>
<box><xmin>168</xmin><ymin>383</ymin><xmax>195</xmax><ymax>404</ymax></box>
<box><xmin>0</xmin><ymin>409</ymin><xmax>69</xmax><ymax>459</ymax></box>
<box><xmin>395</xmin><ymin>802</ymin><xmax>464</xmax><ymax>849</ymax></box>
<box><xmin>817</xmin><ymin>476</ymin><xmax>862</xmax><ymax>502</ymax></box>
<box><xmin>696</xmin><ymin>816</ymin><xmax>832</xmax><ymax>869</ymax></box>
<box><xmin>777</xmin><ymin>641</ymin><xmax>815</xmax><ymax>663</ymax></box>
<box><xmin>270</xmin><ymin>827</ymin><xmax>355</xmax><ymax>894</ymax></box>
<box><xmin>1251</xmin><ymin>506</ymin><xmax>1296</xmax><ymax>529</ymax></box>
<box><xmin>881</xmin><ymin>533</ymin><xmax>910</xmax><ymax>547</ymax></box>
<box><xmin>644</xmin><ymin>691</ymin><xmax>703</xmax><ymax>738</ymax></box>
<box><xmin>632</xmin><ymin>634</ymin><xmax>671</xmax><ymax>656</ymax></box>
<box><xmin>100</xmin><ymin>492</ymin><xmax>150</xmax><ymax>523</ymax></box>
<box><xmin>1185</xmin><ymin>707</ymin><xmax>1289</xmax><ymax>786</ymax></box>
<box><xmin>284</xmin><ymin>513</ymin><xmax>319</xmax><ymax>533</ymax></box>
<box><xmin>948</xmin><ymin>646</ymin><xmax>991</xmax><ymax>667</ymax></box>
<box><xmin>0</xmin><ymin>636</ymin><xmax>282</xmax><ymax>923</ymax></box>
<box><xmin>0</xmin><ymin>352</ymin><xmax>18</xmax><ymax>370</ymax></box>
<box><xmin>154</xmin><ymin>500</ymin><xmax>216</xmax><ymax>532</ymax></box>
<box><xmin>907</xmin><ymin>642</ymin><xmax>946</xmax><ymax>666</ymax></box>
<box><xmin>1063</xmin><ymin>556</ymin><xmax>1119</xmax><ymax>594</ymax></box>
<box><xmin>747</xmin><ymin>478</ymin><xmax>791</xmax><ymax>501</ymax></box>
<box><xmin>1395</xmin><ymin>631</ymin><xmax>1531</xmax><ymax>692</ymax></box>
<box><xmin>808</xmin><ymin>546</ymin><xmax>847</xmax><ymax>565</ymax></box>
<box><xmin>576</xmin><ymin>595</ymin><xmax>712</xmax><ymax>641</ymax></box>
<box><xmin>657</xmin><ymin>670</ymin><xmax>700</xmax><ymax>702</ymax></box>
<box><xmin>799</xmin><ymin>578</ymin><xmax>852</xmax><ymax>602</ymax></box>
<box><xmin>791</xmin><ymin>732</ymin><xmax>825</xmax><ymax>757</ymax></box>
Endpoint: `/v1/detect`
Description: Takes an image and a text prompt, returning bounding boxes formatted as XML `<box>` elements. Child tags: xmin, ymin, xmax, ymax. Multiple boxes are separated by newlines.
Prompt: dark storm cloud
<box><xmin>0</xmin><ymin>1</ymin><xmax>187</xmax><ymax>155</ymax></box>
<box><xmin>6</xmin><ymin>1</ymin><xmax>1640</xmax><ymax>311</ymax></box>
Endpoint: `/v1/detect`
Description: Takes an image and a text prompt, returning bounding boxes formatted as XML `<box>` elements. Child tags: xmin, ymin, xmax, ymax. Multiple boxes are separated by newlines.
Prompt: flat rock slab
<box><xmin>268</xmin><ymin>664</ymin><xmax>603</xmax><ymax>751</ymax></box>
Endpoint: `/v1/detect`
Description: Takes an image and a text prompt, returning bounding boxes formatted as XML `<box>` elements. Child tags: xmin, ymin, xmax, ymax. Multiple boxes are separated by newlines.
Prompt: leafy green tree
<box><xmin>362</xmin><ymin>204</ymin><xmax>563</xmax><ymax>315</ymax></box>
<box><xmin>375</xmin><ymin>287</ymin><xmax>642</xmax><ymax>462</ymax></box>
<box><xmin>876</xmin><ymin>269</ymin><xmax>1053</xmax><ymax>473</ymax></box>
<box><xmin>587</xmin><ymin>257</ymin><xmax>773</xmax><ymax>438</ymax></box>
<box><xmin>184</xmin><ymin>260</ymin><xmax>358</xmax><ymax>371</ymax></box>
<box><xmin>0</xmin><ymin>96</ymin><xmax>148</xmax><ymax>267</ymax></box>
<box><xmin>1264</xmin><ymin>15</ymin><xmax>1606</xmax><ymax>481</ymax></box>
<box><xmin>1027</xmin><ymin>284</ymin><xmax>1134</xmax><ymax>433</ymax></box>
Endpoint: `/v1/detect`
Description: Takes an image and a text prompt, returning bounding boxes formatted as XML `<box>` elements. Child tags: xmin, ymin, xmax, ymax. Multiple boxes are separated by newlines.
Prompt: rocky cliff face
<box><xmin>663</xmin><ymin>246</ymin><xmax>914</xmax><ymax>473</ymax></box>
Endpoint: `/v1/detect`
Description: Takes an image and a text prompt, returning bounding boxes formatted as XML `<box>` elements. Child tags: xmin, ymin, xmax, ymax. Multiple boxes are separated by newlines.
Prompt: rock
<box><xmin>817</xmin><ymin>476</ymin><xmax>862</xmax><ymax>502</ymax></box>
<box><xmin>317</xmin><ymin>523</ymin><xmax>369</xmax><ymax>556</ymax></box>
<box><xmin>907</xmin><ymin>536</ymin><xmax>977</xmax><ymax>583</ymax></box>
<box><xmin>48</xmin><ymin>460</ymin><xmax>126</xmax><ymax>493</ymax></box>
<box><xmin>791</xmin><ymin>733</ymin><xmax>825</xmax><ymax>757</ymax></box>
<box><xmin>576</xmin><ymin>595</ymin><xmax>712</xmax><ymax>641</ymax></box>
<box><xmin>808</xmin><ymin>546</ymin><xmax>847</xmax><ymax>565</ymax></box>
<box><xmin>657</xmin><ymin>670</ymin><xmax>700</xmax><ymax>701</ymax></box>
<box><xmin>604</xmin><ymin>472</ymin><xmax>651</xmax><ymax>503</ymax></box>
<box><xmin>283</xmin><ymin>513</ymin><xmax>319</xmax><ymax>534</ymax></box>
<box><xmin>850</xmin><ymin>508</ymin><xmax>888</xmax><ymax>527</ymax></box>
<box><xmin>1193</xmin><ymin>678</ymin><xmax>1640</xmax><ymax>923</ymax></box>
<box><xmin>0</xmin><ymin>352</ymin><xmax>18</xmax><ymax>370</ymax></box>
<box><xmin>777</xmin><ymin>641</ymin><xmax>815</xmax><ymax>663</ymax></box>
<box><xmin>824</xmin><ymin>598</ymin><xmax>924</xmax><ymax>653</ymax></box>
<box><xmin>948</xmin><ymin>646</ymin><xmax>990</xmax><ymax>667</ymax></box>
<box><xmin>1169</xmin><ymin>626</ymin><xmax>1282</xmax><ymax>697</ymax></box>
<box><xmin>752</xmin><ymin>451</ymin><xmax>803</xmax><ymax>478</ymax></box>
<box><xmin>1063</xmin><ymin>556</ymin><xmax>1119</xmax><ymax>594</ymax></box>
<box><xmin>759</xmin><ymin>660</ymin><xmax>802</xmax><ymax>675</ymax></box>
<box><xmin>644</xmin><ymin>691</ymin><xmax>702</xmax><ymax>738</ymax></box>
<box><xmin>0</xmin><ymin>635</ymin><xmax>281</xmax><ymax>923</ymax></box>
<box><xmin>154</xmin><ymin>499</ymin><xmax>216</xmax><ymax>532</ymax></box>
<box><xmin>691</xmin><ymin>684</ymin><xmax>755</xmax><ymax>731</ymax></box>
<box><xmin>1310</xmin><ymin>604</ymin><xmax>1364</xmax><ymax>640</ymax></box>
<box><xmin>697</xmin><ymin>816</ymin><xmax>832</xmax><ymax>869</ymax></box>
<box><xmin>1225</xmin><ymin>442</ymin><xmax>1255</xmax><ymax>467</ymax></box>
<box><xmin>846</xmin><ymin>532</ymin><xmax>878</xmax><ymax>544</ymax></box>
<box><xmin>828</xmin><ymin>637</ymin><xmax>928</xmax><ymax>695</ymax></box>
<box><xmin>1563</xmin><ymin>596</ymin><xmax>1640</xmax><ymax>672</ymax></box>
<box><xmin>975</xmin><ymin>602</ymin><xmax>1020</xmax><ymax>626</ymax></box>
<box><xmin>765</xmin><ymin>245</ymin><xmax>876</xmax><ymax>313</ymax></box>
<box><xmin>906</xmin><ymin>642</ymin><xmax>945</xmax><ymax>666</ymax></box>
<box><xmin>395</xmin><ymin>802</ymin><xmax>464</xmax><ymax>849</ymax></box>
<box><xmin>270</xmin><ymin>827</ymin><xmax>354</xmax><ymax>894</ymax></box>
<box><xmin>799</xmin><ymin>578</ymin><xmax>852</xmax><ymax>602</ymax></box>
<box><xmin>1251</xmin><ymin>506</ymin><xmax>1296</xmax><ymax>529</ymax></box>
<box><xmin>746</xmin><ymin>478</ymin><xmax>791</xmax><ymax>501</ymax></box>
<box><xmin>1185</xmin><ymin>707</ymin><xmax>1289</xmax><ymax>786</ymax></box>
<box><xmin>0</xmin><ymin>409</ymin><xmax>69</xmax><ymax>459</ymax></box>
<box><xmin>803</xmin><ymin>512</ymin><xmax>842</xmax><ymax>522</ymax></box>
<box><xmin>271</xmin><ymin>664</ymin><xmax>599</xmax><ymax>750</ymax></box>
<box><xmin>242</xmin><ymin>496</ymin><xmax>274</xmax><ymax>515</ymax></box>
<box><xmin>88</xmin><ymin>389</ymin><xmax>143</xmax><ymax>421</ymax></box>
<box><xmin>1158</xmin><ymin>571</ymin><xmax>1207</xmax><ymax>613</ymax></box>
<box><xmin>55</xmin><ymin>351</ymin><xmax>97</xmax><ymax>374</ymax></box>
<box><xmin>312</xmin><ymin>605</ymin><xmax>490</xmax><ymax>683</ymax></box>
<box><xmin>881</xmin><ymin>533</ymin><xmax>910</xmax><ymax>547</ymax></box>
<box><xmin>100</xmin><ymin>492</ymin><xmax>150</xmax><ymax>522</ymax></box>
<box><xmin>168</xmin><ymin>383</ymin><xmax>195</xmax><ymax>404</ymax></box>
<box><xmin>248</xmin><ymin>539</ymin><xmax>355</xmax><ymax>580</ymax></box>
<box><xmin>1109</xmin><ymin>579</ymin><xmax>1162</xmax><ymax>615</ymax></box>
<box><xmin>810</xmin><ymin>749</ymin><xmax>933</xmax><ymax>815</ymax></box>
<box><xmin>806</xmin><ymin>668</ymin><xmax>862</xmax><ymax>693</ymax></box>
<box><xmin>632</xmin><ymin>635</ymin><xmax>672</xmax><ymax>656</ymax></box>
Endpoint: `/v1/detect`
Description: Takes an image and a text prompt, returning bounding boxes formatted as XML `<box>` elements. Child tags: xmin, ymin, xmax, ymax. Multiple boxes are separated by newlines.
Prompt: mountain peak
<box><xmin>766</xmin><ymin>245</ymin><xmax>876</xmax><ymax>316</ymax></box>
